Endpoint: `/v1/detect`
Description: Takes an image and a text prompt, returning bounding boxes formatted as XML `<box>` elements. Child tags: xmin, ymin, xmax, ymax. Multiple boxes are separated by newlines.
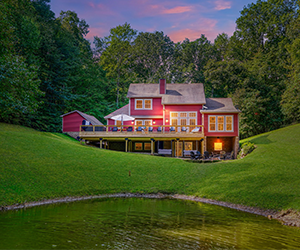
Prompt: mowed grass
<box><xmin>0</xmin><ymin>122</ymin><xmax>300</xmax><ymax>211</ymax></box>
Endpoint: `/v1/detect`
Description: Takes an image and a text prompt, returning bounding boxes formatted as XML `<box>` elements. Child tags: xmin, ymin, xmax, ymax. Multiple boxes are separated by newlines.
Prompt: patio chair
<box><xmin>127</xmin><ymin>127</ymin><xmax>133</xmax><ymax>132</ymax></box>
<box><xmin>225</xmin><ymin>151</ymin><xmax>234</xmax><ymax>160</ymax></box>
<box><xmin>190</xmin><ymin>151</ymin><xmax>196</xmax><ymax>160</ymax></box>
<box><xmin>112</xmin><ymin>127</ymin><xmax>118</xmax><ymax>132</ymax></box>
<box><xmin>148</xmin><ymin>127</ymin><xmax>153</xmax><ymax>132</ymax></box>
<box><xmin>170</xmin><ymin>126</ymin><xmax>176</xmax><ymax>132</ymax></box>
<box><xmin>136</xmin><ymin>126</ymin><xmax>143</xmax><ymax>132</ymax></box>
<box><xmin>195</xmin><ymin>151</ymin><xmax>202</xmax><ymax>160</ymax></box>
<box><xmin>203</xmin><ymin>151</ymin><xmax>210</xmax><ymax>159</ymax></box>
<box><xmin>157</xmin><ymin>127</ymin><xmax>162</xmax><ymax>132</ymax></box>
<box><xmin>181</xmin><ymin>127</ymin><xmax>187</xmax><ymax>132</ymax></box>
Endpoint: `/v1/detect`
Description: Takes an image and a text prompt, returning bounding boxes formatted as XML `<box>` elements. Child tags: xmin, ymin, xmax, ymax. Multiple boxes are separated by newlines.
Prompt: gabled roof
<box><xmin>104</xmin><ymin>104</ymin><xmax>129</xmax><ymax>119</ymax></box>
<box><xmin>127</xmin><ymin>83</ymin><xmax>206</xmax><ymax>105</ymax></box>
<box><xmin>60</xmin><ymin>110</ymin><xmax>103</xmax><ymax>125</ymax></box>
<box><xmin>200</xmin><ymin>98</ymin><xmax>241</xmax><ymax>113</ymax></box>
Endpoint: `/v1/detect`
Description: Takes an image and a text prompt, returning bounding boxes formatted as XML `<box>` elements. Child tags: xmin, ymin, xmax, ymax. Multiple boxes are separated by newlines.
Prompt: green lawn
<box><xmin>1</xmin><ymin>122</ymin><xmax>300</xmax><ymax>211</ymax></box>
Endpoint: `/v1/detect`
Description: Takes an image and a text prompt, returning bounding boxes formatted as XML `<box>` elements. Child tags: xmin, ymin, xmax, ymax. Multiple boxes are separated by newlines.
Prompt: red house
<box><xmin>80</xmin><ymin>79</ymin><xmax>240</xmax><ymax>158</ymax></box>
<box><xmin>61</xmin><ymin>110</ymin><xmax>103</xmax><ymax>138</ymax></box>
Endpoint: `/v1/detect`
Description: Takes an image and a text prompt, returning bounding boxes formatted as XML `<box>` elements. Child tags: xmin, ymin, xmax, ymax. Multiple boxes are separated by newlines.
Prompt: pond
<box><xmin>0</xmin><ymin>198</ymin><xmax>300</xmax><ymax>249</ymax></box>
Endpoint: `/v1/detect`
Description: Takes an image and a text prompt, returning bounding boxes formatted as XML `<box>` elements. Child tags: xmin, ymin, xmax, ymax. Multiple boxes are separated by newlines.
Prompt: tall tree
<box><xmin>94</xmin><ymin>23</ymin><xmax>137</xmax><ymax>108</ymax></box>
<box><xmin>132</xmin><ymin>31</ymin><xmax>174</xmax><ymax>83</ymax></box>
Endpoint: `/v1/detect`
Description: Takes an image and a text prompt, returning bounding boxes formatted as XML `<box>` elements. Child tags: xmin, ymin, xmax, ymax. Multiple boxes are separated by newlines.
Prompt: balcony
<box><xmin>79</xmin><ymin>125</ymin><xmax>204</xmax><ymax>140</ymax></box>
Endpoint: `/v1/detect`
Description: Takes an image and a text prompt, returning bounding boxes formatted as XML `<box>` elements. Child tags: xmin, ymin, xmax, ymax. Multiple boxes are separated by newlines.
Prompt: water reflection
<box><xmin>0</xmin><ymin>198</ymin><xmax>299</xmax><ymax>249</ymax></box>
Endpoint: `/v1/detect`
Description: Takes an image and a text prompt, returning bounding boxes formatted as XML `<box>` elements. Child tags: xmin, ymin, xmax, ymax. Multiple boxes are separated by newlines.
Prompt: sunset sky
<box><xmin>50</xmin><ymin>0</ymin><xmax>256</xmax><ymax>44</ymax></box>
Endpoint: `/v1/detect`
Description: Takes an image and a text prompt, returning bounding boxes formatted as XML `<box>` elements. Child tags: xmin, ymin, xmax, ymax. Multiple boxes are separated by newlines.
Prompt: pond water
<box><xmin>1</xmin><ymin>198</ymin><xmax>300</xmax><ymax>249</ymax></box>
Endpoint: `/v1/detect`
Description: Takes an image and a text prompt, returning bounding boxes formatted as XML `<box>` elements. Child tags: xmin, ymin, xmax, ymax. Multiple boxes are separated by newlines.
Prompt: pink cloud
<box><xmin>162</xmin><ymin>6</ymin><xmax>193</xmax><ymax>14</ymax></box>
<box><xmin>214</xmin><ymin>0</ymin><xmax>232</xmax><ymax>10</ymax></box>
<box><xmin>168</xmin><ymin>18</ymin><xmax>219</xmax><ymax>42</ymax></box>
<box><xmin>86</xmin><ymin>26</ymin><xmax>107</xmax><ymax>40</ymax></box>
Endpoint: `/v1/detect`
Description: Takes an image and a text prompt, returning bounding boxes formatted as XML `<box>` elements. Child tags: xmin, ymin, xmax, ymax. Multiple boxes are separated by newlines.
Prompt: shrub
<box><xmin>238</xmin><ymin>142</ymin><xmax>256</xmax><ymax>159</ymax></box>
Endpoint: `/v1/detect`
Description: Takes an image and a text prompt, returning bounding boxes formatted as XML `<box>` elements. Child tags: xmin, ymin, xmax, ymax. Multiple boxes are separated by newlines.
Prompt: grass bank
<box><xmin>1</xmin><ymin>122</ymin><xmax>300</xmax><ymax>212</ymax></box>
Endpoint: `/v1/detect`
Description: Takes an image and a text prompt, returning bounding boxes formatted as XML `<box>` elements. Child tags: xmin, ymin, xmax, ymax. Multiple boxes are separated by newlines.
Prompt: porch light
<box><xmin>153</xmin><ymin>120</ymin><xmax>156</xmax><ymax>124</ymax></box>
<box><xmin>214</xmin><ymin>142</ymin><xmax>222</xmax><ymax>151</ymax></box>
<box><xmin>131</xmin><ymin>121</ymin><xmax>134</xmax><ymax>124</ymax></box>
<box><xmin>166</xmin><ymin>119</ymin><xmax>169</xmax><ymax>123</ymax></box>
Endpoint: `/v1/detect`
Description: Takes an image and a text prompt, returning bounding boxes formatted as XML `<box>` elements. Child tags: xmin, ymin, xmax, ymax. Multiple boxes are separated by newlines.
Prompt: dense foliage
<box><xmin>1</xmin><ymin>0</ymin><xmax>299</xmax><ymax>137</ymax></box>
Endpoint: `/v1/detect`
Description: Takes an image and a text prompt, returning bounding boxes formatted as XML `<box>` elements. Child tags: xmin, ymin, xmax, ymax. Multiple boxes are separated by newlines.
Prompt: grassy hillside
<box><xmin>1</xmin><ymin>122</ymin><xmax>300</xmax><ymax>211</ymax></box>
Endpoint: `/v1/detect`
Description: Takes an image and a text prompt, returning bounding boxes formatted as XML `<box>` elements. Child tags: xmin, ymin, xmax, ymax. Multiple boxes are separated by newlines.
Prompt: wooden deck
<box><xmin>79</xmin><ymin>125</ymin><xmax>204</xmax><ymax>141</ymax></box>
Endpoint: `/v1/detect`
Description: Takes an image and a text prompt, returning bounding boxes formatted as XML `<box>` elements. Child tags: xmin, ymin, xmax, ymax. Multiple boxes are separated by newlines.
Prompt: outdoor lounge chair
<box><xmin>157</xmin><ymin>127</ymin><xmax>162</xmax><ymax>132</ymax></box>
<box><xmin>148</xmin><ymin>127</ymin><xmax>153</xmax><ymax>132</ymax></box>
<box><xmin>112</xmin><ymin>127</ymin><xmax>118</xmax><ymax>132</ymax></box>
<box><xmin>127</xmin><ymin>127</ymin><xmax>133</xmax><ymax>132</ymax></box>
<box><xmin>181</xmin><ymin>127</ymin><xmax>187</xmax><ymax>132</ymax></box>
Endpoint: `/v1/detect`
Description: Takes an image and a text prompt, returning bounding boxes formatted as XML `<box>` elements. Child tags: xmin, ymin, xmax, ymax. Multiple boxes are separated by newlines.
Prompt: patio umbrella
<box><xmin>110</xmin><ymin>114</ymin><xmax>135</xmax><ymax>125</ymax></box>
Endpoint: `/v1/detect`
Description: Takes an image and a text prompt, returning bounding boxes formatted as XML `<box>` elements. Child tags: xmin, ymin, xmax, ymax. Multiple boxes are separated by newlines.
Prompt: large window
<box><xmin>135</xmin><ymin>99</ymin><xmax>152</xmax><ymax>110</ymax></box>
<box><xmin>169</xmin><ymin>112</ymin><xmax>197</xmax><ymax>132</ymax></box>
<box><xmin>209</xmin><ymin>115</ymin><xmax>233</xmax><ymax>132</ymax></box>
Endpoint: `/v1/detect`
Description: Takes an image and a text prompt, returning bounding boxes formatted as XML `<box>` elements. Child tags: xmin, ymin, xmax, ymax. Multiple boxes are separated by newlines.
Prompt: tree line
<box><xmin>1</xmin><ymin>0</ymin><xmax>299</xmax><ymax>138</ymax></box>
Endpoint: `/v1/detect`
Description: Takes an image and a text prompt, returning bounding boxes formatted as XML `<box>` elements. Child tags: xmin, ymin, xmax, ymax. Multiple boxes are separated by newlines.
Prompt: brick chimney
<box><xmin>159</xmin><ymin>79</ymin><xmax>166</xmax><ymax>94</ymax></box>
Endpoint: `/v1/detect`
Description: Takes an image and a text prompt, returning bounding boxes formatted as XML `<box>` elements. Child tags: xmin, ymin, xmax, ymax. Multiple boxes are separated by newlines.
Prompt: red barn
<box><xmin>60</xmin><ymin>110</ymin><xmax>103</xmax><ymax>138</ymax></box>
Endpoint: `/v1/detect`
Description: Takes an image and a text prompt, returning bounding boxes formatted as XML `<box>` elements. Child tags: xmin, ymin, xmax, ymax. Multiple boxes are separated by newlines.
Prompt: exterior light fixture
<box><xmin>153</xmin><ymin>120</ymin><xmax>156</xmax><ymax>124</ymax></box>
<box><xmin>166</xmin><ymin>119</ymin><xmax>169</xmax><ymax>123</ymax></box>
<box><xmin>131</xmin><ymin>121</ymin><xmax>134</xmax><ymax>125</ymax></box>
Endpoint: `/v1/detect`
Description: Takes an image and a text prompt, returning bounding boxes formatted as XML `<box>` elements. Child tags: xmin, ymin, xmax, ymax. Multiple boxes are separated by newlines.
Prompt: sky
<box><xmin>50</xmin><ymin>0</ymin><xmax>257</xmax><ymax>44</ymax></box>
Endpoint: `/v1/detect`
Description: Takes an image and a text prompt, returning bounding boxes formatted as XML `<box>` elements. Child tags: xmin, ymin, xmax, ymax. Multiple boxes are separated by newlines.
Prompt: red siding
<box><xmin>130</xmin><ymin>98</ymin><xmax>163</xmax><ymax>116</ymax></box>
<box><xmin>203</xmin><ymin>113</ymin><xmax>239</xmax><ymax>137</ymax></box>
<box><xmin>62</xmin><ymin>112</ymin><xmax>85</xmax><ymax>132</ymax></box>
<box><xmin>165</xmin><ymin>105</ymin><xmax>203</xmax><ymax>126</ymax></box>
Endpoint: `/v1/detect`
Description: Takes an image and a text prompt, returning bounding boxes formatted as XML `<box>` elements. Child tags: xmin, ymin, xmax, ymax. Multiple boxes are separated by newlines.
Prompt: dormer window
<box><xmin>135</xmin><ymin>99</ymin><xmax>152</xmax><ymax>110</ymax></box>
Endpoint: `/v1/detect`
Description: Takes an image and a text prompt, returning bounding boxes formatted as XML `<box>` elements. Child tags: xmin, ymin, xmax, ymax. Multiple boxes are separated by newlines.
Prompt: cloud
<box><xmin>168</xmin><ymin>18</ymin><xmax>219</xmax><ymax>42</ymax></box>
<box><xmin>162</xmin><ymin>6</ymin><xmax>193</xmax><ymax>14</ymax></box>
<box><xmin>214</xmin><ymin>0</ymin><xmax>231</xmax><ymax>10</ymax></box>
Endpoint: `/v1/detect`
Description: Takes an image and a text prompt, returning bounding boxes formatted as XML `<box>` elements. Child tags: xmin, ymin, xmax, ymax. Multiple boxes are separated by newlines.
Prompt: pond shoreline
<box><xmin>1</xmin><ymin>193</ymin><xmax>299</xmax><ymax>227</ymax></box>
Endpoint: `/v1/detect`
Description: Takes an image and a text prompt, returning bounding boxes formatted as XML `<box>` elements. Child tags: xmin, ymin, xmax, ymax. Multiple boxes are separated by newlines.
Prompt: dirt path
<box><xmin>1</xmin><ymin>193</ymin><xmax>299</xmax><ymax>227</ymax></box>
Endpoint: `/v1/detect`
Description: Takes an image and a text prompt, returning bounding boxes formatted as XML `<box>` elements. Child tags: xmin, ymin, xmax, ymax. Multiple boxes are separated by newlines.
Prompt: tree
<box><xmin>132</xmin><ymin>31</ymin><xmax>174</xmax><ymax>83</ymax></box>
<box><xmin>94</xmin><ymin>23</ymin><xmax>137</xmax><ymax>108</ymax></box>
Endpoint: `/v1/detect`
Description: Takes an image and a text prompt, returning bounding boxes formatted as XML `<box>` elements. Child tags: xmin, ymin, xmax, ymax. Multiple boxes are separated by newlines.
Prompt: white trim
<box><xmin>134</xmin><ymin>99</ymin><xmax>153</xmax><ymax>110</ymax></box>
<box><xmin>208</xmin><ymin>115</ymin><xmax>234</xmax><ymax>132</ymax></box>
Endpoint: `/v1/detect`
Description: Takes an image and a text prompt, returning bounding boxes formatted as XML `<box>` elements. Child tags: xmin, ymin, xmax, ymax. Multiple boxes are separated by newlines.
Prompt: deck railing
<box><xmin>80</xmin><ymin>125</ymin><xmax>204</xmax><ymax>135</ymax></box>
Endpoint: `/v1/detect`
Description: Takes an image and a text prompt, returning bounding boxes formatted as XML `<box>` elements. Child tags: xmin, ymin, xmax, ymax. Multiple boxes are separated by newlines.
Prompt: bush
<box><xmin>238</xmin><ymin>142</ymin><xmax>256</xmax><ymax>159</ymax></box>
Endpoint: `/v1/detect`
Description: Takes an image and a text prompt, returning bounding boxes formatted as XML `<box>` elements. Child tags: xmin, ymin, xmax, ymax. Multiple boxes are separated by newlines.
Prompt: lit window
<box><xmin>181</xmin><ymin>119</ymin><xmax>187</xmax><ymax>125</ymax></box>
<box><xmin>171</xmin><ymin>119</ymin><xmax>178</xmax><ymax>125</ymax></box>
<box><xmin>144</xmin><ymin>143</ymin><xmax>151</xmax><ymax>150</ymax></box>
<box><xmin>189</xmin><ymin>113</ymin><xmax>196</xmax><ymax>117</ymax></box>
<box><xmin>218</xmin><ymin>116</ymin><xmax>224</xmax><ymax>131</ymax></box>
<box><xmin>136</xmin><ymin>100</ymin><xmax>143</xmax><ymax>109</ymax></box>
<box><xmin>184</xmin><ymin>142</ymin><xmax>193</xmax><ymax>150</ymax></box>
<box><xmin>209</xmin><ymin>116</ymin><xmax>216</xmax><ymax>131</ymax></box>
<box><xmin>180</xmin><ymin>113</ymin><xmax>187</xmax><ymax>117</ymax></box>
<box><xmin>135</xmin><ymin>143</ymin><xmax>143</xmax><ymax>150</ymax></box>
<box><xmin>171</xmin><ymin>113</ymin><xmax>178</xmax><ymax>117</ymax></box>
<box><xmin>144</xmin><ymin>120</ymin><xmax>152</xmax><ymax>126</ymax></box>
<box><xmin>116</xmin><ymin>120</ymin><xmax>122</xmax><ymax>126</ymax></box>
<box><xmin>190</xmin><ymin>119</ymin><xmax>196</xmax><ymax>131</ymax></box>
<box><xmin>214</xmin><ymin>142</ymin><xmax>222</xmax><ymax>151</ymax></box>
<box><xmin>136</xmin><ymin>120</ymin><xmax>143</xmax><ymax>126</ymax></box>
<box><xmin>226</xmin><ymin>116</ymin><xmax>233</xmax><ymax>131</ymax></box>
<box><xmin>144</xmin><ymin>100</ymin><xmax>152</xmax><ymax>109</ymax></box>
